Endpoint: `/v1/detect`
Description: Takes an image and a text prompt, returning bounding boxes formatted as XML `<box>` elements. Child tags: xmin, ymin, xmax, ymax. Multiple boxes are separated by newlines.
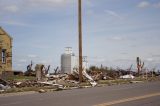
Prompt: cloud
<box><xmin>32</xmin><ymin>45</ymin><xmax>52</xmax><ymax>49</ymax></box>
<box><xmin>26</xmin><ymin>0</ymin><xmax>73</xmax><ymax>7</ymax></box>
<box><xmin>17</xmin><ymin>64</ymin><xmax>23</xmax><ymax>66</ymax></box>
<box><xmin>137</xmin><ymin>1</ymin><xmax>160</xmax><ymax>9</ymax></box>
<box><xmin>0</xmin><ymin>20</ymin><xmax>31</xmax><ymax>27</ymax></box>
<box><xmin>85</xmin><ymin>0</ymin><xmax>94</xmax><ymax>7</ymax></box>
<box><xmin>40</xmin><ymin>60</ymin><xmax>48</xmax><ymax>64</ymax></box>
<box><xmin>152</xmin><ymin>54</ymin><xmax>160</xmax><ymax>58</ymax></box>
<box><xmin>39</xmin><ymin>59</ymin><xmax>53</xmax><ymax>65</ymax></box>
<box><xmin>115</xmin><ymin>59</ymin><xmax>133</xmax><ymax>62</ymax></box>
<box><xmin>154</xmin><ymin>2</ymin><xmax>160</xmax><ymax>8</ymax></box>
<box><xmin>137</xmin><ymin>1</ymin><xmax>150</xmax><ymax>8</ymax></box>
<box><xmin>120</xmin><ymin>52</ymin><xmax>128</xmax><ymax>55</ymax></box>
<box><xmin>146</xmin><ymin>58</ymin><xmax>154</xmax><ymax>62</ymax></box>
<box><xmin>4</xmin><ymin>5</ymin><xmax>19</xmax><ymax>13</ymax></box>
<box><xmin>105</xmin><ymin>10</ymin><xmax>123</xmax><ymax>19</ymax></box>
<box><xmin>27</xmin><ymin>54</ymin><xmax>38</xmax><ymax>58</ymax></box>
<box><xmin>0</xmin><ymin>0</ymin><xmax>73</xmax><ymax>14</ymax></box>
<box><xmin>19</xmin><ymin>59</ymin><xmax>27</xmax><ymax>63</ymax></box>
<box><xmin>112</xmin><ymin>36</ymin><xmax>123</xmax><ymax>41</ymax></box>
<box><xmin>89</xmin><ymin>56</ymin><xmax>106</xmax><ymax>63</ymax></box>
<box><xmin>0</xmin><ymin>1</ymin><xmax>21</xmax><ymax>14</ymax></box>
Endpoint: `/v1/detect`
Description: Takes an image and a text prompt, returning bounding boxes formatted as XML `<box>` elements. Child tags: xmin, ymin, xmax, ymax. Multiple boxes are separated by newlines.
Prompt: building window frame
<box><xmin>2</xmin><ymin>49</ymin><xmax>6</xmax><ymax>64</ymax></box>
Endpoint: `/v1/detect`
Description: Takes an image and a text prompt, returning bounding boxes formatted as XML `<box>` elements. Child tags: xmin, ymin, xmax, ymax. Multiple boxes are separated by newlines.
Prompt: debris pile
<box><xmin>1</xmin><ymin>60</ymin><xmax>160</xmax><ymax>94</ymax></box>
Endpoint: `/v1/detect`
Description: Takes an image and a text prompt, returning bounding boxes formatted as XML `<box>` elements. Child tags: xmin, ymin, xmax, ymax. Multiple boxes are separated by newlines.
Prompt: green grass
<box><xmin>6</xmin><ymin>76</ymin><xmax>36</xmax><ymax>81</ymax></box>
<box><xmin>98</xmin><ymin>79</ymin><xmax>132</xmax><ymax>85</ymax></box>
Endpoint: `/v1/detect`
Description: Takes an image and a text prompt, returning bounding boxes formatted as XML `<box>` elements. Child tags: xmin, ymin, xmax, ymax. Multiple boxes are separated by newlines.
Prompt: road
<box><xmin>0</xmin><ymin>81</ymin><xmax>160</xmax><ymax>106</ymax></box>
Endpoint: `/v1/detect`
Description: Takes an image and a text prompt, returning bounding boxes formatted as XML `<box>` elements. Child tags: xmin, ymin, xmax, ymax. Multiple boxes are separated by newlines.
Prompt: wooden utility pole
<box><xmin>78</xmin><ymin>0</ymin><xmax>83</xmax><ymax>82</ymax></box>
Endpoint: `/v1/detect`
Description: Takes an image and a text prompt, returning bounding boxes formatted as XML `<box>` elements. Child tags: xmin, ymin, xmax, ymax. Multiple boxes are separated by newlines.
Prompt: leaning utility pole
<box><xmin>78</xmin><ymin>0</ymin><xmax>83</xmax><ymax>82</ymax></box>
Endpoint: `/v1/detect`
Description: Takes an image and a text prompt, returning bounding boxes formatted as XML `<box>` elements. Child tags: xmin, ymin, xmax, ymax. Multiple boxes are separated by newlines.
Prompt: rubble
<box><xmin>0</xmin><ymin>79</ymin><xmax>11</xmax><ymax>93</ymax></box>
<box><xmin>0</xmin><ymin>84</ymin><xmax>10</xmax><ymax>90</ymax></box>
<box><xmin>1</xmin><ymin>61</ymin><xmax>159</xmax><ymax>94</ymax></box>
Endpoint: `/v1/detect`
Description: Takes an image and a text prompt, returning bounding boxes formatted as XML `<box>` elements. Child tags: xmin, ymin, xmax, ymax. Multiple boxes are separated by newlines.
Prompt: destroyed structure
<box><xmin>35</xmin><ymin>64</ymin><xmax>50</xmax><ymax>81</ymax></box>
<box><xmin>0</xmin><ymin>27</ymin><xmax>12</xmax><ymax>77</ymax></box>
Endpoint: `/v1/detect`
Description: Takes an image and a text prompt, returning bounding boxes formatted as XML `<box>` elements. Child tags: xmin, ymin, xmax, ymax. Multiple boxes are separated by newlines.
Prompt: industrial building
<box><xmin>61</xmin><ymin>47</ymin><xmax>88</xmax><ymax>74</ymax></box>
<box><xmin>0</xmin><ymin>27</ymin><xmax>12</xmax><ymax>76</ymax></box>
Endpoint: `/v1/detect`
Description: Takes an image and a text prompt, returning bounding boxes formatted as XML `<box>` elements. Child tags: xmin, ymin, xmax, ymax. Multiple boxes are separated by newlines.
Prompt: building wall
<box><xmin>0</xmin><ymin>27</ymin><xmax>12</xmax><ymax>74</ymax></box>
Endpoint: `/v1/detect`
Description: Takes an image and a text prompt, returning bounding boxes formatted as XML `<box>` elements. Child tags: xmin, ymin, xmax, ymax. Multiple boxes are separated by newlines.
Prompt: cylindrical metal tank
<box><xmin>61</xmin><ymin>47</ymin><xmax>77</xmax><ymax>74</ymax></box>
<box><xmin>61</xmin><ymin>53</ymin><xmax>72</xmax><ymax>74</ymax></box>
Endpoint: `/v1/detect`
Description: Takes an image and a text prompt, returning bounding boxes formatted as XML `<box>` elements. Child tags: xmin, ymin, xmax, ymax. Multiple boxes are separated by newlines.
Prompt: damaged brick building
<box><xmin>0</xmin><ymin>27</ymin><xmax>12</xmax><ymax>76</ymax></box>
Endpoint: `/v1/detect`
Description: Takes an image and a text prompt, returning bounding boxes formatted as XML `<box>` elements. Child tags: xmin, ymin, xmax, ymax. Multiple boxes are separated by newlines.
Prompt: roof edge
<box><xmin>0</xmin><ymin>26</ymin><xmax>13</xmax><ymax>39</ymax></box>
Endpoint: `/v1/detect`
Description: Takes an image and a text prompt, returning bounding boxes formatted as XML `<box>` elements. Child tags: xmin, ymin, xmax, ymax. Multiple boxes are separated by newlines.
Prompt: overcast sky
<box><xmin>0</xmin><ymin>0</ymin><xmax>160</xmax><ymax>72</ymax></box>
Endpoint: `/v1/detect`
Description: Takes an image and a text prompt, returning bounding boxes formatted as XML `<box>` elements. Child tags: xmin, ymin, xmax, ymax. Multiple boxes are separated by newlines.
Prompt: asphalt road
<box><xmin>0</xmin><ymin>81</ymin><xmax>160</xmax><ymax>106</ymax></box>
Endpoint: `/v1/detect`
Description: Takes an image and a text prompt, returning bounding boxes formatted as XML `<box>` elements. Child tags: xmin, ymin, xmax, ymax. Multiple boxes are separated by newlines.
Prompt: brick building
<box><xmin>0</xmin><ymin>27</ymin><xmax>13</xmax><ymax>75</ymax></box>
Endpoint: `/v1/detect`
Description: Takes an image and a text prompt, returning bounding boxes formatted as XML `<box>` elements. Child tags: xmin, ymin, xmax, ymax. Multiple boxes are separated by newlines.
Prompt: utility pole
<box><xmin>78</xmin><ymin>0</ymin><xmax>83</xmax><ymax>83</ymax></box>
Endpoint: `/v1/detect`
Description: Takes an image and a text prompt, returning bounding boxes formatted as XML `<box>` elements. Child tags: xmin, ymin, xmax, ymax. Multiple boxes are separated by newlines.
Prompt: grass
<box><xmin>98</xmin><ymin>80</ymin><xmax>128</xmax><ymax>86</ymax></box>
<box><xmin>6</xmin><ymin>76</ymin><xmax>36</xmax><ymax>81</ymax></box>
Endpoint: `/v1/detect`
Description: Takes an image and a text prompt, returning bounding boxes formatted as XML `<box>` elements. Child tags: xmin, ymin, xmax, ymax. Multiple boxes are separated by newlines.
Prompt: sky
<box><xmin>0</xmin><ymin>0</ymin><xmax>160</xmax><ymax>72</ymax></box>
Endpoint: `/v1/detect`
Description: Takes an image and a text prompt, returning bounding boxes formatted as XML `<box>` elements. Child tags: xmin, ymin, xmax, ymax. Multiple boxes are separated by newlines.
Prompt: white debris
<box><xmin>120</xmin><ymin>74</ymin><xmax>135</xmax><ymax>79</ymax></box>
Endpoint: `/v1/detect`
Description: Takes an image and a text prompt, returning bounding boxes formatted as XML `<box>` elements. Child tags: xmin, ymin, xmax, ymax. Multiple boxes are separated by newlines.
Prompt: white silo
<box><xmin>61</xmin><ymin>47</ymin><xmax>89</xmax><ymax>74</ymax></box>
<box><xmin>61</xmin><ymin>47</ymin><xmax>77</xmax><ymax>74</ymax></box>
